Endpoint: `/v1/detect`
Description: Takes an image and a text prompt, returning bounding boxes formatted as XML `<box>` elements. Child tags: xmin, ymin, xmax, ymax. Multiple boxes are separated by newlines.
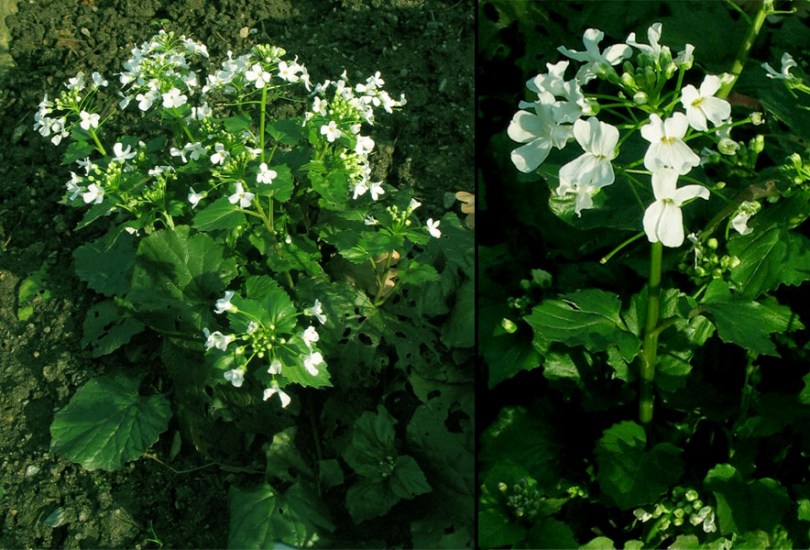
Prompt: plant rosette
<box><xmin>35</xmin><ymin>30</ymin><xmax>446</xmax><ymax>405</ymax></box>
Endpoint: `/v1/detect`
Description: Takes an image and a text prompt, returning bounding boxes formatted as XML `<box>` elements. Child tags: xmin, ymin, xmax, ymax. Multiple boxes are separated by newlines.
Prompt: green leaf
<box><xmin>81</xmin><ymin>300</ymin><xmax>145</xmax><ymax>357</ymax></box>
<box><xmin>264</xmin><ymin>427</ymin><xmax>313</xmax><ymax>483</ymax></box>
<box><xmin>192</xmin><ymin>196</ymin><xmax>246</xmax><ymax>231</ymax></box>
<box><xmin>223</xmin><ymin>113</ymin><xmax>251</xmax><ymax>133</ymax></box>
<box><xmin>704</xmin><ymin>464</ymin><xmax>791</xmax><ymax>536</ymax></box>
<box><xmin>128</xmin><ymin>226</ymin><xmax>238</xmax><ymax>334</ymax></box>
<box><xmin>728</xmin><ymin>226</ymin><xmax>810</xmax><ymax>298</ymax></box>
<box><xmin>16</xmin><ymin>264</ymin><xmax>51</xmax><ymax>321</ymax></box>
<box><xmin>342</xmin><ymin>405</ymin><xmax>396</xmax><ymax>477</ymax></box>
<box><xmin>389</xmin><ymin>455</ymin><xmax>431</xmax><ymax>499</ymax></box>
<box><xmin>318</xmin><ymin>459</ymin><xmax>344</xmax><ymax>489</ymax></box>
<box><xmin>478</xmin><ymin>506</ymin><xmax>526</xmax><ymax>549</ymax></box>
<box><xmin>595</xmin><ymin>421</ymin><xmax>684</xmax><ymax>510</ymax></box>
<box><xmin>267</xmin><ymin>118</ymin><xmax>304</xmax><ymax>146</ymax></box>
<box><xmin>441</xmin><ymin>280</ymin><xmax>474</xmax><ymax>348</ymax></box>
<box><xmin>484</xmin><ymin>330</ymin><xmax>542</xmax><ymax>389</ymax></box>
<box><xmin>73</xmin><ymin>230</ymin><xmax>137</xmax><ymax>297</ymax></box>
<box><xmin>798</xmin><ymin>498</ymin><xmax>810</xmax><ymax>521</ymax></box>
<box><xmin>50</xmin><ymin>373</ymin><xmax>171</xmax><ymax>471</ymax></box>
<box><xmin>228</xmin><ymin>481</ymin><xmax>335</xmax><ymax>549</ymax></box>
<box><xmin>525</xmin><ymin>289</ymin><xmax>640</xmax><ymax>361</ymax></box>
<box><xmin>525</xmin><ymin>517</ymin><xmax>578</xmax><ymax>549</ymax></box>
<box><xmin>582</xmin><ymin>536</ymin><xmax>617</xmax><ymax>549</ymax></box>
<box><xmin>702</xmin><ymin>284</ymin><xmax>803</xmax><ymax>356</ymax></box>
<box><xmin>345</xmin><ymin>478</ymin><xmax>400</xmax><ymax>524</ymax></box>
<box><xmin>668</xmin><ymin>534</ymin><xmax>700</xmax><ymax>549</ymax></box>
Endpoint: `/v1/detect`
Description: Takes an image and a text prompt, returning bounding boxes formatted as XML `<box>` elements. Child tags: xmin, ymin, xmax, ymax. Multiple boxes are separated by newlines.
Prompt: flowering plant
<box><xmin>37</xmin><ymin>30</ymin><xmax>473</xmax><ymax>546</ymax></box>
<box><xmin>480</xmin><ymin>1</ymin><xmax>810</xmax><ymax>548</ymax></box>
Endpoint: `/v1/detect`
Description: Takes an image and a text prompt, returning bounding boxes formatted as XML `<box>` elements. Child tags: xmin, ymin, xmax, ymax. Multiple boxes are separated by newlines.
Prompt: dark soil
<box><xmin>0</xmin><ymin>0</ymin><xmax>473</xmax><ymax>547</ymax></box>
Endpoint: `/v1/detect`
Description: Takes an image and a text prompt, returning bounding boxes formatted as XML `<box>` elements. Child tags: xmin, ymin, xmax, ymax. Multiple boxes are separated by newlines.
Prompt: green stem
<box><xmin>372</xmin><ymin>251</ymin><xmax>396</xmax><ymax>306</ymax></box>
<box><xmin>88</xmin><ymin>129</ymin><xmax>107</xmax><ymax>156</ymax></box>
<box><xmin>718</xmin><ymin>0</ymin><xmax>774</xmax><ymax>99</ymax></box>
<box><xmin>639</xmin><ymin>242</ymin><xmax>663</xmax><ymax>434</ymax></box>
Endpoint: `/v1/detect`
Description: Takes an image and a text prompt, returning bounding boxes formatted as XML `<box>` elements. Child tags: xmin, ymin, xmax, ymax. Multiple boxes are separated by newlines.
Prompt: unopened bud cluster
<box><xmin>683</xmin><ymin>235</ymin><xmax>740</xmax><ymax>283</ymax></box>
<box><xmin>633</xmin><ymin>486</ymin><xmax>716</xmax><ymax>535</ymax></box>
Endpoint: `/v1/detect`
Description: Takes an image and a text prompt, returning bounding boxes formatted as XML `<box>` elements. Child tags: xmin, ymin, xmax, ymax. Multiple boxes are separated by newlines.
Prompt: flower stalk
<box><xmin>717</xmin><ymin>0</ymin><xmax>774</xmax><ymax>99</ymax></box>
<box><xmin>639</xmin><ymin>241</ymin><xmax>663</xmax><ymax>433</ymax></box>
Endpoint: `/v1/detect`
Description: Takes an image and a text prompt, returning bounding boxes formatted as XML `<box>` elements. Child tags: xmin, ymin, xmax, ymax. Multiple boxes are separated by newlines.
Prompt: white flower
<box><xmin>355</xmin><ymin>135</ymin><xmax>375</xmax><ymax>156</ymax></box>
<box><xmin>204</xmin><ymin>328</ymin><xmax>235</xmax><ymax>351</ymax></box>
<box><xmin>558</xmin><ymin>117</ymin><xmax>619</xmax><ymax>189</ymax></box>
<box><xmin>91</xmin><ymin>72</ymin><xmax>108</xmax><ymax>87</ymax></box>
<box><xmin>408</xmin><ymin>198</ymin><xmax>422</xmax><ymax>213</ymax></box>
<box><xmin>82</xmin><ymin>183</ymin><xmax>104</xmax><ymax>204</ymax></box>
<box><xmin>640</xmin><ymin>113</ymin><xmax>700</xmax><ymax>175</ymax></box>
<box><xmin>352</xmin><ymin>181</ymin><xmax>369</xmax><ymax>199</ymax></box>
<box><xmin>224</xmin><ymin>369</ymin><xmax>244</xmax><ymax>388</ymax></box>
<box><xmin>369</xmin><ymin>181</ymin><xmax>385</xmax><ymax>201</ymax></box>
<box><xmin>188</xmin><ymin>187</ymin><xmax>204</xmax><ymax>208</ymax></box>
<box><xmin>301</xmin><ymin>326</ymin><xmax>320</xmax><ymax>349</ymax></box>
<box><xmin>364</xmin><ymin>216</ymin><xmax>378</xmax><ymax>226</ymax></box>
<box><xmin>79</xmin><ymin>111</ymin><xmax>100</xmax><ymax>130</ymax></box>
<box><xmin>268</xmin><ymin>359</ymin><xmax>282</xmax><ymax>375</ymax></box>
<box><xmin>731</xmin><ymin>200</ymin><xmax>760</xmax><ymax>235</ymax></box>
<box><xmin>680</xmin><ymin>75</ymin><xmax>731</xmax><ymax>131</ymax></box>
<box><xmin>228</xmin><ymin>182</ymin><xmax>254</xmax><ymax>208</ymax></box>
<box><xmin>66</xmin><ymin>172</ymin><xmax>83</xmax><ymax>200</ymax></box>
<box><xmin>246</xmin><ymin>63</ymin><xmax>272</xmax><ymax>88</ymax></box>
<box><xmin>675</xmin><ymin>43</ymin><xmax>695</xmax><ymax>70</ymax></box>
<box><xmin>320</xmin><ymin>120</ymin><xmax>342</xmax><ymax>143</ymax></box>
<box><xmin>507</xmin><ymin>103</ymin><xmax>572</xmax><ymax>173</ymax></box>
<box><xmin>247</xmin><ymin>321</ymin><xmax>259</xmax><ymax>334</ymax></box>
<box><xmin>112</xmin><ymin>142</ymin><xmax>136</xmax><ymax>163</ymax></box>
<box><xmin>257</xmin><ymin>163</ymin><xmax>277</xmax><ymax>184</ymax></box>
<box><xmin>210</xmin><ymin>143</ymin><xmax>229</xmax><ymax>165</ymax></box>
<box><xmin>303</xmin><ymin>351</ymin><xmax>324</xmax><ymax>376</ymax></box>
<box><xmin>263</xmin><ymin>381</ymin><xmax>291</xmax><ymax>408</ymax></box>
<box><xmin>643</xmin><ymin>169</ymin><xmax>710</xmax><ymax>247</ymax></box>
<box><xmin>556</xmin><ymin>181</ymin><xmax>598</xmax><ymax>217</ymax></box>
<box><xmin>305</xmin><ymin>299</ymin><xmax>327</xmax><ymax>324</ymax></box>
<box><xmin>626</xmin><ymin>22</ymin><xmax>667</xmax><ymax>64</ymax></box>
<box><xmin>426</xmin><ymin>218</ymin><xmax>441</xmax><ymax>238</ymax></box>
<box><xmin>558</xmin><ymin>28</ymin><xmax>631</xmax><ymax>83</ymax></box>
<box><xmin>763</xmin><ymin>52</ymin><xmax>798</xmax><ymax>80</ymax></box>
<box><xmin>162</xmin><ymin>87</ymin><xmax>188</xmax><ymax>109</ymax></box>
<box><xmin>277</xmin><ymin>61</ymin><xmax>300</xmax><ymax>82</ymax></box>
<box><xmin>136</xmin><ymin>90</ymin><xmax>158</xmax><ymax>111</ymax></box>
<box><xmin>214</xmin><ymin>290</ymin><xmax>235</xmax><ymax>314</ymax></box>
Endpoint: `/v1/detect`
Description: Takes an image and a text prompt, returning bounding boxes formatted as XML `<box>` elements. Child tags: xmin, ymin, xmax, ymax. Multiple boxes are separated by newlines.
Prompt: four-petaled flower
<box><xmin>162</xmin><ymin>87</ymin><xmax>188</xmax><ymax>109</ymax></box>
<box><xmin>79</xmin><ymin>111</ymin><xmax>100</xmax><ymax>130</ymax></box>
<box><xmin>301</xmin><ymin>326</ymin><xmax>320</xmax><ymax>349</ymax></box>
<box><xmin>228</xmin><ymin>181</ymin><xmax>254</xmax><ymax>208</ymax></box>
<box><xmin>245</xmin><ymin>63</ymin><xmax>272</xmax><ymax>88</ymax></box>
<box><xmin>680</xmin><ymin>75</ymin><xmax>731</xmax><ymax>131</ymax></box>
<box><xmin>188</xmin><ymin>187</ymin><xmax>204</xmax><ymax>208</ymax></box>
<box><xmin>558</xmin><ymin>28</ymin><xmax>631</xmax><ymax>83</ymax></box>
<box><xmin>320</xmin><ymin>120</ymin><xmax>342</xmax><ymax>143</ymax></box>
<box><xmin>113</xmin><ymin>142</ymin><xmax>137</xmax><ymax>163</ymax></box>
<box><xmin>224</xmin><ymin>369</ymin><xmax>244</xmax><ymax>388</ymax></box>
<box><xmin>640</xmin><ymin>113</ymin><xmax>700</xmax><ymax>175</ymax></box>
<box><xmin>303</xmin><ymin>351</ymin><xmax>324</xmax><ymax>376</ymax></box>
<box><xmin>214</xmin><ymin>290</ymin><xmax>235</xmax><ymax>314</ymax></box>
<box><xmin>257</xmin><ymin>163</ymin><xmax>277</xmax><ymax>184</ymax></box>
<box><xmin>762</xmin><ymin>52</ymin><xmax>798</xmax><ymax>80</ymax></box>
<box><xmin>210</xmin><ymin>143</ymin><xmax>229</xmax><ymax>165</ymax></box>
<box><xmin>507</xmin><ymin>102</ymin><xmax>573</xmax><ymax>173</ymax></box>
<box><xmin>263</xmin><ymin>381</ymin><xmax>291</xmax><ymax>408</ymax></box>
<box><xmin>305</xmin><ymin>299</ymin><xmax>327</xmax><ymax>324</ymax></box>
<box><xmin>559</xmin><ymin>117</ymin><xmax>619</xmax><ymax>189</ymax></box>
<box><xmin>643</xmin><ymin>169</ymin><xmax>709</xmax><ymax>247</ymax></box>
<box><xmin>204</xmin><ymin>328</ymin><xmax>235</xmax><ymax>351</ymax></box>
<box><xmin>369</xmin><ymin>181</ymin><xmax>385</xmax><ymax>201</ymax></box>
<box><xmin>426</xmin><ymin>218</ymin><xmax>441</xmax><ymax>238</ymax></box>
<box><xmin>82</xmin><ymin>183</ymin><xmax>104</xmax><ymax>205</ymax></box>
<box><xmin>625</xmin><ymin>22</ymin><xmax>667</xmax><ymax>64</ymax></box>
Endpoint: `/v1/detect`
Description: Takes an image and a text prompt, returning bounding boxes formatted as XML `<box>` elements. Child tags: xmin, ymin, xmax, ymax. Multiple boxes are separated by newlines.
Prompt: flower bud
<box><xmin>718</xmin><ymin>138</ymin><xmax>739</xmax><ymax>156</ymax></box>
<box><xmin>750</xmin><ymin>134</ymin><xmax>765</xmax><ymax>154</ymax></box>
<box><xmin>751</xmin><ymin>112</ymin><xmax>764</xmax><ymax>125</ymax></box>
<box><xmin>498</xmin><ymin>482</ymin><xmax>508</xmax><ymax>493</ymax></box>
<box><xmin>501</xmin><ymin>318</ymin><xmax>518</xmax><ymax>334</ymax></box>
<box><xmin>643</xmin><ymin>66</ymin><xmax>657</xmax><ymax>89</ymax></box>
<box><xmin>633</xmin><ymin>91</ymin><xmax>649</xmax><ymax>105</ymax></box>
<box><xmin>707</xmin><ymin>238</ymin><xmax>718</xmax><ymax>250</ymax></box>
<box><xmin>620</xmin><ymin>72</ymin><xmax>638</xmax><ymax>91</ymax></box>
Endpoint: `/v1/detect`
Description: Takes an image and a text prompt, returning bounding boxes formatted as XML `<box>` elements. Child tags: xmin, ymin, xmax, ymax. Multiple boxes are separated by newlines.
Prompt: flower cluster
<box><xmin>204</xmin><ymin>285</ymin><xmax>329</xmax><ymax>408</ymax></box>
<box><xmin>508</xmin><ymin>23</ymin><xmax>760</xmax><ymax>247</ymax></box>
<box><xmin>35</xmin><ymin>31</ymin><xmax>414</xmax><ymax>237</ymax></box>
<box><xmin>633</xmin><ymin>486</ymin><xmax>717</xmax><ymax>536</ymax></box>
